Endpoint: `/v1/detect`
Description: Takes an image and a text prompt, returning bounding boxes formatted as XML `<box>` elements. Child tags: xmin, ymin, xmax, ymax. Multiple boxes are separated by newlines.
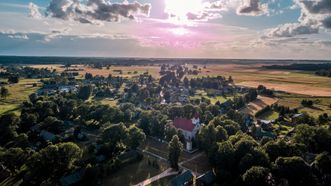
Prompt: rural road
<box><xmin>134</xmin><ymin>168</ymin><xmax>178</xmax><ymax>186</ymax></box>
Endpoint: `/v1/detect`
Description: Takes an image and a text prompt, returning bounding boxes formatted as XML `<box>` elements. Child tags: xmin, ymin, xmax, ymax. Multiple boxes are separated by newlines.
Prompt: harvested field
<box><xmin>29</xmin><ymin>64</ymin><xmax>65</xmax><ymax>72</ymax></box>
<box><xmin>82</xmin><ymin>65</ymin><xmax>160</xmax><ymax>78</ymax></box>
<box><xmin>30</xmin><ymin>64</ymin><xmax>161</xmax><ymax>79</ymax></box>
<box><xmin>187</xmin><ymin>64</ymin><xmax>331</xmax><ymax>97</ymax></box>
<box><xmin>238</xmin><ymin>81</ymin><xmax>331</xmax><ymax>97</ymax></box>
<box><xmin>239</xmin><ymin>96</ymin><xmax>278</xmax><ymax>115</ymax></box>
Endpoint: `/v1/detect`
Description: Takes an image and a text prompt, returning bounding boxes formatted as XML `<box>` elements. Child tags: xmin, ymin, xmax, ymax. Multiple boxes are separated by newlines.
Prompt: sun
<box><xmin>164</xmin><ymin>0</ymin><xmax>204</xmax><ymax>24</ymax></box>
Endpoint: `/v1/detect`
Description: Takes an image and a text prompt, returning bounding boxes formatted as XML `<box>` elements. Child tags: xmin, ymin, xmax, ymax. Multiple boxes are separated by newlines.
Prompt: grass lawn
<box><xmin>0</xmin><ymin>78</ymin><xmax>41</xmax><ymax>115</ymax></box>
<box><xmin>97</xmin><ymin>98</ymin><xmax>118</xmax><ymax>107</ymax></box>
<box><xmin>102</xmin><ymin>155</ymin><xmax>168</xmax><ymax>186</ymax></box>
<box><xmin>257</xmin><ymin>110</ymin><xmax>279</xmax><ymax>120</ymax></box>
<box><xmin>181</xmin><ymin>153</ymin><xmax>212</xmax><ymax>175</ymax></box>
<box><xmin>190</xmin><ymin>89</ymin><xmax>234</xmax><ymax>104</ymax></box>
<box><xmin>273</xmin><ymin>123</ymin><xmax>293</xmax><ymax>136</ymax></box>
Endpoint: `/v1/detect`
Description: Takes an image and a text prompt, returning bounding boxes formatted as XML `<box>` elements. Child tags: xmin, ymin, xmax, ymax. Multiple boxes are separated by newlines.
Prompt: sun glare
<box><xmin>169</xmin><ymin>27</ymin><xmax>190</xmax><ymax>36</ymax></box>
<box><xmin>164</xmin><ymin>0</ymin><xmax>204</xmax><ymax>24</ymax></box>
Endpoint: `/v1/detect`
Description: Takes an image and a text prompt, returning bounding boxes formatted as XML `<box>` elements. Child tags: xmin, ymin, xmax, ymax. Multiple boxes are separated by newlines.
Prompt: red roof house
<box><xmin>174</xmin><ymin>118</ymin><xmax>195</xmax><ymax>132</ymax></box>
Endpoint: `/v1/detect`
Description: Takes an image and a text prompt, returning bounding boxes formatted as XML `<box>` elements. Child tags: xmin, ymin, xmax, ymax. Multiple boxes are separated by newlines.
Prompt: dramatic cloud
<box><xmin>266</xmin><ymin>0</ymin><xmax>331</xmax><ymax>38</ymax></box>
<box><xmin>28</xmin><ymin>2</ymin><xmax>42</xmax><ymax>19</ymax></box>
<box><xmin>323</xmin><ymin>16</ymin><xmax>331</xmax><ymax>28</ymax></box>
<box><xmin>237</xmin><ymin>0</ymin><xmax>269</xmax><ymax>16</ymax></box>
<box><xmin>265</xmin><ymin>23</ymin><xmax>319</xmax><ymax>37</ymax></box>
<box><xmin>300</xmin><ymin>0</ymin><xmax>331</xmax><ymax>14</ymax></box>
<box><xmin>298</xmin><ymin>0</ymin><xmax>331</xmax><ymax>28</ymax></box>
<box><xmin>46</xmin><ymin>0</ymin><xmax>151</xmax><ymax>24</ymax></box>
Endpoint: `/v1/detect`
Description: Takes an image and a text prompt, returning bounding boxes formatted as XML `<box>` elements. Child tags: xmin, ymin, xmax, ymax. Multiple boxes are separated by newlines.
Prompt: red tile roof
<box><xmin>174</xmin><ymin>118</ymin><xmax>195</xmax><ymax>132</ymax></box>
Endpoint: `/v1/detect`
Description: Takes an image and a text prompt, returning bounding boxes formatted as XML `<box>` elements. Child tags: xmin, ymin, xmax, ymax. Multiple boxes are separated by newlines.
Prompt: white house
<box><xmin>173</xmin><ymin>116</ymin><xmax>201</xmax><ymax>151</ymax></box>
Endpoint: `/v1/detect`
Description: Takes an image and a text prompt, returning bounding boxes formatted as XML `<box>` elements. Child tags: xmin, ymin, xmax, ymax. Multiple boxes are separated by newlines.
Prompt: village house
<box><xmin>173</xmin><ymin>115</ymin><xmax>201</xmax><ymax>151</ymax></box>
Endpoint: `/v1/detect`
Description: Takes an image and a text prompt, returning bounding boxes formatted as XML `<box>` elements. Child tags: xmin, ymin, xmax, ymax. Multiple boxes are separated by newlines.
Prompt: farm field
<box><xmin>239</xmin><ymin>95</ymin><xmax>278</xmax><ymax>116</ymax></box>
<box><xmin>30</xmin><ymin>64</ymin><xmax>161</xmax><ymax>79</ymax></box>
<box><xmin>0</xmin><ymin>79</ymin><xmax>41</xmax><ymax>115</ymax></box>
<box><xmin>276</xmin><ymin>92</ymin><xmax>331</xmax><ymax>118</ymax></box>
<box><xmin>186</xmin><ymin>64</ymin><xmax>331</xmax><ymax>97</ymax></box>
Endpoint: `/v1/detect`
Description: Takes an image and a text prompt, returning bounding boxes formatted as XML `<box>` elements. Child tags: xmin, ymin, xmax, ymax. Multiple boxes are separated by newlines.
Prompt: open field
<box><xmin>29</xmin><ymin>64</ymin><xmax>64</xmax><ymax>72</ymax></box>
<box><xmin>102</xmin><ymin>155</ymin><xmax>168</xmax><ymax>186</ymax></box>
<box><xmin>276</xmin><ymin>92</ymin><xmax>331</xmax><ymax>118</ymax></box>
<box><xmin>30</xmin><ymin>64</ymin><xmax>161</xmax><ymax>79</ymax></box>
<box><xmin>186</xmin><ymin>64</ymin><xmax>331</xmax><ymax>97</ymax></box>
<box><xmin>240</xmin><ymin>96</ymin><xmax>278</xmax><ymax>116</ymax></box>
<box><xmin>0</xmin><ymin>79</ymin><xmax>41</xmax><ymax>115</ymax></box>
<box><xmin>30</xmin><ymin>63</ymin><xmax>331</xmax><ymax>96</ymax></box>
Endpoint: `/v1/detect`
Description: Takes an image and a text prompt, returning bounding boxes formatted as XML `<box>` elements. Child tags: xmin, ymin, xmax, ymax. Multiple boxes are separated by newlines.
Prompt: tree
<box><xmin>183</xmin><ymin>77</ymin><xmax>189</xmax><ymax>87</ymax></box>
<box><xmin>197</xmin><ymin>124</ymin><xmax>228</xmax><ymax>156</ymax></box>
<box><xmin>27</xmin><ymin>142</ymin><xmax>82</xmax><ymax>181</ymax></box>
<box><xmin>293</xmin><ymin>124</ymin><xmax>331</xmax><ymax>153</ymax></box>
<box><xmin>312</xmin><ymin>152</ymin><xmax>331</xmax><ymax>176</ymax></box>
<box><xmin>0</xmin><ymin>148</ymin><xmax>30</xmax><ymax>174</ymax></box>
<box><xmin>0</xmin><ymin>113</ymin><xmax>19</xmax><ymax>145</ymax></box>
<box><xmin>102</xmin><ymin>123</ymin><xmax>127</xmax><ymax>144</ymax></box>
<box><xmin>273</xmin><ymin>156</ymin><xmax>316</xmax><ymax>186</ymax></box>
<box><xmin>101</xmin><ymin>123</ymin><xmax>128</xmax><ymax>156</ymax></box>
<box><xmin>228</xmin><ymin>76</ymin><xmax>233</xmax><ymax>83</ymax></box>
<box><xmin>85</xmin><ymin>73</ymin><xmax>93</xmax><ymax>79</ymax></box>
<box><xmin>168</xmin><ymin>135</ymin><xmax>183</xmax><ymax>170</ymax></box>
<box><xmin>0</xmin><ymin>86</ymin><xmax>9</xmax><ymax>98</ymax></box>
<box><xmin>8</xmin><ymin>75</ymin><xmax>19</xmax><ymax>84</ymax></box>
<box><xmin>77</xmin><ymin>85</ymin><xmax>93</xmax><ymax>100</ymax></box>
<box><xmin>40</xmin><ymin>116</ymin><xmax>65</xmax><ymax>134</ymax></box>
<box><xmin>301</xmin><ymin>99</ymin><xmax>314</xmax><ymax>107</ymax></box>
<box><xmin>263</xmin><ymin>140</ymin><xmax>304</xmax><ymax>162</ymax></box>
<box><xmin>210</xmin><ymin>117</ymin><xmax>240</xmax><ymax>136</ymax></box>
<box><xmin>238</xmin><ymin>149</ymin><xmax>270</xmax><ymax>174</ymax></box>
<box><xmin>165</xmin><ymin>123</ymin><xmax>178</xmax><ymax>141</ymax></box>
<box><xmin>293</xmin><ymin>124</ymin><xmax>315</xmax><ymax>149</ymax></box>
<box><xmin>138</xmin><ymin>111</ymin><xmax>152</xmax><ymax>135</ymax></box>
<box><xmin>242</xmin><ymin>166</ymin><xmax>270</xmax><ymax>186</ymax></box>
<box><xmin>213</xmin><ymin>141</ymin><xmax>236</xmax><ymax>183</ymax></box>
<box><xmin>318</xmin><ymin>113</ymin><xmax>329</xmax><ymax>124</ymax></box>
<box><xmin>125</xmin><ymin>125</ymin><xmax>146</xmax><ymax>150</ymax></box>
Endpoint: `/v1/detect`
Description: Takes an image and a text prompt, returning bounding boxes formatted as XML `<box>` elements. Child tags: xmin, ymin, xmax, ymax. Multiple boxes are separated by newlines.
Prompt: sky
<box><xmin>0</xmin><ymin>0</ymin><xmax>331</xmax><ymax>59</ymax></box>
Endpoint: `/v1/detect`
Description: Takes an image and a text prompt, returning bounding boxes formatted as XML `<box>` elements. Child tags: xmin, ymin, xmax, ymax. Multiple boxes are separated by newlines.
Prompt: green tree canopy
<box><xmin>242</xmin><ymin>166</ymin><xmax>270</xmax><ymax>186</ymax></box>
<box><xmin>168</xmin><ymin>135</ymin><xmax>183</xmax><ymax>170</ymax></box>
